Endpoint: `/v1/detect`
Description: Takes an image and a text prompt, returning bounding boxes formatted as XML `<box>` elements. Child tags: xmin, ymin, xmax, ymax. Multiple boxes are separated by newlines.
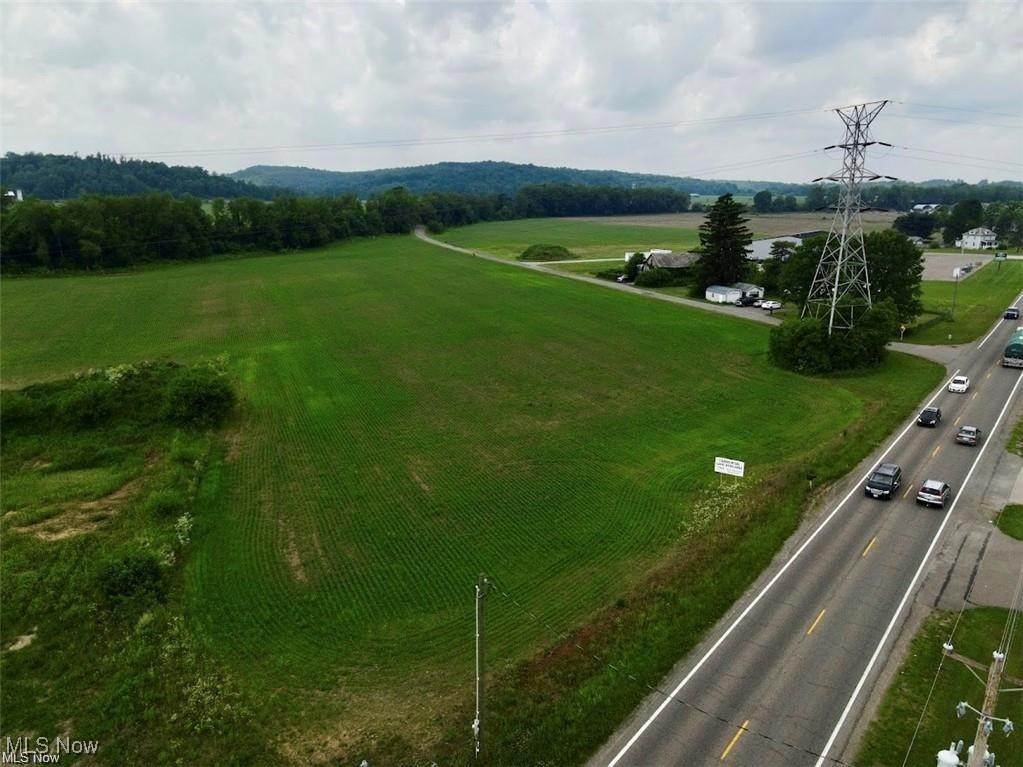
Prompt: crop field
<box><xmin>908</xmin><ymin>260</ymin><xmax>1023</xmax><ymax>344</ymax></box>
<box><xmin>435</xmin><ymin>217</ymin><xmax>699</xmax><ymax>259</ymax></box>
<box><xmin>568</xmin><ymin>210</ymin><xmax>899</xmax><ymax>237</ymax></box>
<box><xmin>1</xmin><ymin>236</ymin><xmax>943</xmax><ymax>762</ymax></box>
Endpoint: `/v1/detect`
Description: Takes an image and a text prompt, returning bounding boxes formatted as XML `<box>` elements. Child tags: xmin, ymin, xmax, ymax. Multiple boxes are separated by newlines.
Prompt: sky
<box><xmin>2</xmin><ymin>0</ymin><xmax>1021</xmax><ymax>184</ymax></box>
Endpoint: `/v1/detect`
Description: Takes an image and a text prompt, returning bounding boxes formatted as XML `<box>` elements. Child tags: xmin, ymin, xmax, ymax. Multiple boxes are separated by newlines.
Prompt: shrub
<box><xmin>59</xmin><ymin>377</ymin><xmax>115</xmax><ymax>427</ymax></box>
<box><xmin>99</xmin><ymin>549</ymin><xmax>167</xmax><ymax>605</ymax></box>
<box><xmin>163</xmin><ymin>368</ymin><xmax>236</xmax><ymax>427</ymax></box>
<box><xmin>594</xmin><ymin>268</ymin><xmax>624</xmax><ymax>281</ymax></box>
<box><xmin>518</xmin><ymin>244</ymin><xmax>573</xmax><ymax>261</ymax></box>
<box><xmin>635</xmin><ymin>268</ymin><xmax>688</xmax><ymax>288</ymax></box>
<box><xmin>143</xmin><ymin>488</ymin><xmax>188</xmax><ymax>518</ymax></box>
<box><xmin>770</xmin><ymin>301</ymin><xmax>897</xmax><ymax>375</ymax></box>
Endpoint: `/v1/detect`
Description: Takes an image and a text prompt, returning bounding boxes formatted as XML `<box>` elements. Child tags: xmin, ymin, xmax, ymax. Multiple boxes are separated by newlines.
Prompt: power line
<box><xmin>887</xmin><ymin>113</ymin><xmax>1023</xmax><ymax>131</ymax></box>
<box><xmin>894</xmin><ymin>101</ymin><xmax>1023</xmax><ymax>120</ymax></box>
<box><xmin>896</xmin><ymin>146</ymin><xmax>1023</xmax><ymax>169</ymax></box>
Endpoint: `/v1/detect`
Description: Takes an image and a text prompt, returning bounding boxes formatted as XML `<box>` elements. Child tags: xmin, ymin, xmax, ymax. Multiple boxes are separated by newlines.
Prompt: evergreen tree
<box><xmin>694</xmin><ymin>193</ymin><xmax>753</xmax><ymax>292</ymax></box>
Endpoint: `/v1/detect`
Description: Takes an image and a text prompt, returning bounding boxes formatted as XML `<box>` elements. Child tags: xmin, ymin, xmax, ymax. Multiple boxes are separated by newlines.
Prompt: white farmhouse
<box><xmin>955</xmin><ymin>227</ymin><xmax>997</xmax><ymax>250</ymax></box>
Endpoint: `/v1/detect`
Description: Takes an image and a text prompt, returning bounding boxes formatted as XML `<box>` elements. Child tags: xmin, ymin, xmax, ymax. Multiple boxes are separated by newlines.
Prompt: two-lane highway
<box><xmin>591</xmin><ymin>311</ymin><xmax>1023</xmax><ymax>766</ymax></box>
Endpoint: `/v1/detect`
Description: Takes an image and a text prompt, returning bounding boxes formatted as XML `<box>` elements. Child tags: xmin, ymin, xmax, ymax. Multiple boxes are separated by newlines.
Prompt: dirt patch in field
<box><xmin>407</xmin><ymin>455</ymin><xmax>434</xmax><ymax>495</ymax></box>
<box><xmin>225</xmin><ymin>429</ymin><xmax>244</xmax><ymax>462</ymax></box>
<box><xmin>279</xmin><ymin>518</ymin><xmax>308</xmax><ymax>583</ymax></box>
<box><xmin>7</xmin><ymin>627</ymin><xmax>38</xmax><ymax>652</ymax></box>
<box><xmin>9</xmin><ymin>474</ymin><xmax>145</xmax><ymax>541</ymax></box>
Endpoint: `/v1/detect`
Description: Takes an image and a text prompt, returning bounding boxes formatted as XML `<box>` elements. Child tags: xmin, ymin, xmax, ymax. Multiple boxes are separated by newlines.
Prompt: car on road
<box><xmin>1005</xmin><ymin>307</ymin><xmax>1021</xmax><ymax>320</ymax></box>
<box><xmin>864</xmin><ymin>463</ymin><xmax>902</xmax><ymax>500</ymax></box>
<box><xmin>753</xmin><ymin>298</ymin><xmax>764</xmax><ymax>307</ymax></box>
<box><xmin>916</xmin><ymin>479</ymin><xmax>952</xmax><ymax>508</ymax></box>
<box><xmin>955</xmin><ymin>425</ymin><xmax>983</xmax><ymax>446</ymax></box>
<box><xmin>734</xmin><ymin>295</ymin><xmax>757</xmax><ymax>307</ymax></box>
<box><xmin>948</xmin><ymin>375</ymin><xmax>971</xmax><ymax>393</ymax></box>
<box><xmin>916</xmin><ymin>406</ymin><xmax>942</xmax><ymax>427</ymax></box>
<box><xmin>761</xmin><ymin>300</ymin><xmax>782</xmax><ymax>311</ymax></box>
<box><xmin>615</xmin><ymin>274</ymin><xmax>633</xmax><ymax>283</ymax></box>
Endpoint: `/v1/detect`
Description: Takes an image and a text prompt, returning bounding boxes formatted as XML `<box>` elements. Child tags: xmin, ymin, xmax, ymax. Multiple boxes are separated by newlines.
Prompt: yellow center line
<box><xmin>861</xmin><ymin>536</ymin><xmax>877</xmax><ymax>557</ymax></box>
<box><xmin>986</xmin><ymin>371</ymin><xmax>992</xmax><ymax>379</ymax></box>
<box><xmin>807</xmin><ymin>608</ymin><xmax>827</xmax><ymax>636</ymax></box>
<box><xmin>720</xmin><ymin>720</ymin><xmax>750</xmax><ymax>761</ymax></box>
<box><xmin>954</xmin><ymin>416</ymin><xmax>961</xmax><ymax>426</ymax></box>
<box><xmin>932</xmin><ymin>445</ymin><xmax>941</xmax><ymax>458</ymax></box>
<box><xmin>971</xmin><ymin>392</ymin><xmax>978</xmax><ymax>400</ymax></box>
<box><xmin>903</xmin><ymin>483</ymin><xmax>914</xmax><ymax>498</ymax></box>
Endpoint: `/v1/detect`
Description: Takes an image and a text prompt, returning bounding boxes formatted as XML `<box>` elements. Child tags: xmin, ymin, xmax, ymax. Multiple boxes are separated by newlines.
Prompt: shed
<box><xmin>706</xmin><ymin>285</ymin><xmax>743</xmax><ymax>304</ymax></box>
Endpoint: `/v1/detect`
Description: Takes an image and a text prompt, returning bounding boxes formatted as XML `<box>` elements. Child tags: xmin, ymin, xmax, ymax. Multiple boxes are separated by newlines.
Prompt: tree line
<box><xmin>893</xmin><ymin>199</ymin><xmax>1023</xmax><ymax>249</ymax></box>
<box><xmin>0</xmin><ymin>184</ymin><xmax>690</xmax><ymax>272</ymax></box>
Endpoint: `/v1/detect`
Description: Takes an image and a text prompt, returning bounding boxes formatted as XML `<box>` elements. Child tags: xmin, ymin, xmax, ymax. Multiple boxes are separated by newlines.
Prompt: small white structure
<box><xmin>3</xmin><ymin>189</ymin><xmax>24</xmax><ymax>203</ymax></box>
<box><xmin>911</xmin><ymin>203</ymin><xmax>942</xmax><ymax>213</ymax></box>
<box><xmin>731</xmin><ymin>282</ymin><xmax>764</xmax><ymax>298</ymax></box>
<box><xmin>955</xmin><ymin>227</ymin><xmax>997</xmax><ymax>250</ymax></box>
<box><xmin>706</xmin><ymin>285</ymin><xmax>742</xmax><ymax>304</ymax></box>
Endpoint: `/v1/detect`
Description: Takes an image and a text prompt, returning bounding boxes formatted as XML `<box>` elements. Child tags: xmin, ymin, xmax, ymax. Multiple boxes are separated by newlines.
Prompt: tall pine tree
<box><xmin>695</xmin><ymin>193</ymin><xmax>753</xmax><ymax>292</ymax></box>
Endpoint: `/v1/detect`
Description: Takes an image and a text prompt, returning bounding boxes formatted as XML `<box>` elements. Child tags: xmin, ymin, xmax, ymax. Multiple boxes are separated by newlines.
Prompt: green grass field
<box><xmin>1</xmin><ymin>235</ymin><xmax>943</xmax><ymax>763</ymax></box>
<box><xmin>908</xmin><ymin>261</ymin><xmax>1023</xmax><ymax>345</ymax></box>
<box><xmin>856</xmin><ymin>608</ymin><xmax>1022</xmax><ymax>766</ymax></box>
<box><xmin>437</xmin><ymin>217</ymin><xmax>699</xmax><ymax>260</ymax></box>
<box><xmin>997</xmin><ymin>505</ymin><xmax>1023</xmax><ymax>540</ymax></box>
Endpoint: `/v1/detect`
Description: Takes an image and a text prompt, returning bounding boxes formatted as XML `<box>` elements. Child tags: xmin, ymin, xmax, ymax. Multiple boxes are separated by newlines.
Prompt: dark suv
<box><xmin>864</xmin><ymin>463</ymin><xmax>902</xmax><ymax>499</ymax></box>
<box><xmin>1005</xmin><ymin>307</ymin><xmax>1020</xmax><ymax>320</ymax></box>
<box><xmin>917</xmin><ymin>407</ymin><xmax>941</xmax><ymax>427</ymax></box>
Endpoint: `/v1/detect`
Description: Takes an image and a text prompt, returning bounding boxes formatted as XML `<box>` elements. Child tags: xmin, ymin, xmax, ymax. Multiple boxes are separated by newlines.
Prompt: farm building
<box><xmin>748</xmin><ymin>231</ymin><xmax>826</xmax><ymax>261</ymax></box>
<box><xmin>911</xmin><ymin>203</ymin><xmax>942</xmax><ymax>213</ymax></box>
<box><xmin>955</xmin><ymin>227</ymin><xmax>997</xmax><ymax>250</ymax></box>
<box><xmin>625</xmin><ymin>249</ymin><xmax>700</xmax><ymax>271</ymax></box>
<box><xmin>731</xmin><ymin>282</ymin><xmax>764</xmax><ymax>298</ymax></box>
<box><xmin>706</xmin><ymin>285</ymin><xmax>743</xmax><ymax>304</ymax></box>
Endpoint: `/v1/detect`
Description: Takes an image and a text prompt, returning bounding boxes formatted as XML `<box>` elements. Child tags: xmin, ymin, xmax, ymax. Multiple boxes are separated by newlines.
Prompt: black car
<box><xmin>917</xmin><ymin>406</ymin><xmax>941</xmax><ymax>427</ymax></box>
<box><xmin>864</xmin><ymin>463</ymin><xmax>902</xmax><ymax>499</ymax></box>
<box><xmin>1005</xmin><ymin>307</ymin><xmax>1021</xmax><ymax>320</ymax></box>
<box><xmin>734</xmin><ymin>295</ymin><xmax>757</xmax><ymax>307</ymax></box>
<box><xmin>955</xmin><ymin>425</ymin><xmax>982</xmax><ymax>446</ymax></box>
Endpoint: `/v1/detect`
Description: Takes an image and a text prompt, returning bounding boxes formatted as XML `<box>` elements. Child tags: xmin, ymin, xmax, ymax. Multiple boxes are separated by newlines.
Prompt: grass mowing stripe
<box><xmin>1</xmin><ymin>234</ymin><xmax>943</xmax><ymax>760</ymax></box>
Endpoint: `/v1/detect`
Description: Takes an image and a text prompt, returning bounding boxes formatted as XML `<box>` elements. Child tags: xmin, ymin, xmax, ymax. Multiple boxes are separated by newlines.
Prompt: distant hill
<box><xmin>1</xmin><ymin>152</ymin><xmax>282</xmax><ymax>200</ymax></box>
<box><xmin>230</xmin><ymin>160</ymin><xmax>812</xmax><ymax>198</ymax></box>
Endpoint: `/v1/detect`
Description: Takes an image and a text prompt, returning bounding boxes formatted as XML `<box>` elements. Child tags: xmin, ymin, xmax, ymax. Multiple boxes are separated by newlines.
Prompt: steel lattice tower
<box><xmin>802</xmin><ymin>100</ymin><xmax>894</xmax><ymax>334</ymax></box>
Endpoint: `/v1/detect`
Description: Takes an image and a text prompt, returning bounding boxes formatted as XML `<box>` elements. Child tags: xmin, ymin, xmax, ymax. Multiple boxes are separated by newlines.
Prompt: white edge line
<box><xmin>606</xmin><ymin>368</ymin><xmax>962</xmax><ymax>766</ymax></box>
<box><xmin>977</xmin><ymin>289</ymin><xmax>1023</xmax><ymax>350</ymax></box>
<box><xmin>813</xmin><ymin>368</ymin><xmax>1023</xmax><ymax>766</ymax></box>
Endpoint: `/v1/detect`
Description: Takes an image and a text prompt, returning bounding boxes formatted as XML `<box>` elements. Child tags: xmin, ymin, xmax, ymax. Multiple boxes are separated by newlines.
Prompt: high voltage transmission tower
<box><xmin>802</xmin><ymin>100</ymin><xmax>896</xmax><ymax>335</ymax></box>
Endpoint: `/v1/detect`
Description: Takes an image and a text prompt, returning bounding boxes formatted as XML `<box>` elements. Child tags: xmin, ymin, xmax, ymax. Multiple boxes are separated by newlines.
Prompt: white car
<box><xmin>761</xmin><ymin>300</ymin><xmax>782</xmax><ymax>310</ymax></box>
<box><xmin>948</xmin><ymin>375</ymin><xmax>970</xmax><ymax>393</ymax></box>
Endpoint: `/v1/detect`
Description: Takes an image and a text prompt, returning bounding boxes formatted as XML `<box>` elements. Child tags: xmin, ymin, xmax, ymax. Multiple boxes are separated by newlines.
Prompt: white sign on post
<box><xmin>714</xmin><ymin>456</ymin><xmax>745</xmax><ymax>478</ymax></box>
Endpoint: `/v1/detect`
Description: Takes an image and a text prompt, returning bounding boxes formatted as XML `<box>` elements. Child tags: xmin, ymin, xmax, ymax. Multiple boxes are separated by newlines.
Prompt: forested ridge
<box><xmin>1</xmin><ymin>153</ymin><xmax>282</xmax><ymax>200</ymax></box>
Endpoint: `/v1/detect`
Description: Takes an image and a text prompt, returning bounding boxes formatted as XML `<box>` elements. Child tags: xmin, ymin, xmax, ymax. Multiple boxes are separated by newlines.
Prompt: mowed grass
<box><xmin>856</xmin><ymin>608</ymin><xmax>1023</xmax><ymax>766</ymax></box>
<box><xmin>997</xmin><ymin>504</ymin><xmax>1023</xmax><ymax>540</ymax></box>
<box><xmin>1</xmin><ymin>237</ymin><xmax>942</xmax><ymax>760</ymax></box>
<box><xmin>437</xmin><ymin>217</ymin><xmax>699</xmax><ymax>259</ymax></box>
<box><xmin>908</xmin><ymin>261</ymin><xmax>1023</xmax><ymax>345</ymax></box>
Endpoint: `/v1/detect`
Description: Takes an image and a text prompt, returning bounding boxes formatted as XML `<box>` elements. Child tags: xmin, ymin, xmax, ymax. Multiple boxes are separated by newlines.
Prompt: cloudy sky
<box><xmin>2</xmin><ymin>1</ymin><xmax>1021</xmax><ymax>183</ymax></box>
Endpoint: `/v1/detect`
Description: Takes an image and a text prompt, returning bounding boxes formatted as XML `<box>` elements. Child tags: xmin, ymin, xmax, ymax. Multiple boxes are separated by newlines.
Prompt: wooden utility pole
<box><xmin>474</xmin><ymin>574</ymin><xmax>491</xmax><ymax>761</ymax></box>
<box><xmin>966</xmin><ymin>651</ymin><xmax>1006</xmax><ymax>767</ymax></box>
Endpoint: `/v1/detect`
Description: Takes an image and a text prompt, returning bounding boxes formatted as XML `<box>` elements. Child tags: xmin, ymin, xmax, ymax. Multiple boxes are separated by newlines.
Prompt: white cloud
<box><xmin>1</xmin><ymin>0</ymin><xmax>1020</xmax><ymax>183</ymax></box>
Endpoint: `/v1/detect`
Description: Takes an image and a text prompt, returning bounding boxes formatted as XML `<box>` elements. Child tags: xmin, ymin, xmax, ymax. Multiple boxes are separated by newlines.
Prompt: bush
<box><xmin>518</xmin><ymin>244</ymin><xmax>574</xmax><ymax>261</ymax></box>
<box><xmin>770</xmin><ymin>301</ymin><xmax>898</xmax><ymax>375</ymax></box>
<box><xmin>163</xmin><ymin>368</ymin><xmax>236</xmax><ymax>427</ymax></box>
<box><xmin>143</xmin><ymin>488</ymin><xmax>188</xmax><ymax>518</ymax></box>
<box><xmin>635</xmin><ymin>267</ymin><xmax>688</xmax><ymax>288</ymax></box>
<box><xmin>594</xmin><ymin>268</ymin><xmax>624</xmax><ymax>281</ymax></box>
<box><xmin>59</xmin><ymin>377</ymin><xmax>115</xmax><ymax>427</ymax></box>
<box><xmin>99</xmin><ymin>549</ymin><xmax>167</xmax><ymax>605</ymax></box>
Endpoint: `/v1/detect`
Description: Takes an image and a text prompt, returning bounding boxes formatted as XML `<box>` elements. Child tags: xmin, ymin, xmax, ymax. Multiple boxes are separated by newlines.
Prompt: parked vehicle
<box><xmin>615</xmin><ymin>275</ymin><xmax>633</xmax><ymax>283</ymax></box>
<box><xmin>955</xmin><ymin>425</ymin><xmax>982</xmax><ymax>446</ymax></box>
<box><xmin>1004</xmin><ymin>307</ymin><xmax>1020</xmax><ymax>320</ymax></box>
<box><xmin>734</xmin><ymin>295</ymin><xmax>757</xmax><ymax>306</ymax></box>
<box><xmin>753</xmin><ymin>298</ymin><xmax>764</xmax><ymax>307</ymax></box>
<box><xmin>948</xmin><ymin>375</ymin><xmax>971</xmax><ymax>393</ymax></box>
<box><xmin>761</xmin><ymin>300</ymin><xmax>782</xmax><ymax>311</ymax></box>
<box><xmin>916</xmin><ymin>479</ymin><xmax>952</xmax><ymax>508</ymax></box>
<box><xmin>916</xmin><ymin>406</ymin><xmax>942</xmax><ymax>427</ymax></box>
<box><xmin>864</xmin><ymin>463</ymin><xmax>902</xmax><ymax>499</ymax></box>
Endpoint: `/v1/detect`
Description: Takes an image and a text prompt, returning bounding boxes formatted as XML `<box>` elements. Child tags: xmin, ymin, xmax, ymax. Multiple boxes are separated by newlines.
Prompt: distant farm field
<box><xmin>436</xmin><ymin>217</ymin><xmax>699</xmax><ymax>259</ymax></box>
<box><xmin>568</xmin><ymin>210</ymin><xmax>899</xmax><ymax>238</ymax></box>
<box><xmin>1</xmin><ymin>237</ymin><xmax>943</xmax><ymax>762</ymax></box>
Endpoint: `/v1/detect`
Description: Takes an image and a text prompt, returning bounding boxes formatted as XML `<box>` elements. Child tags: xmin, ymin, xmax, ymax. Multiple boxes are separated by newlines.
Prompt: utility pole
<box><xmin>803</xmin><ymin>100</ymin><xmax>896</xmax><ymax>335</ymax></box>
<box><xmin>937</xmin><ymin>641</ymin><xmax>1021</xmax><ymax>767</ymax></box>
<box><xmin>473</xmin><ymin>573</ymin><xmax>492</xmax><ymax>761</ymax></box>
